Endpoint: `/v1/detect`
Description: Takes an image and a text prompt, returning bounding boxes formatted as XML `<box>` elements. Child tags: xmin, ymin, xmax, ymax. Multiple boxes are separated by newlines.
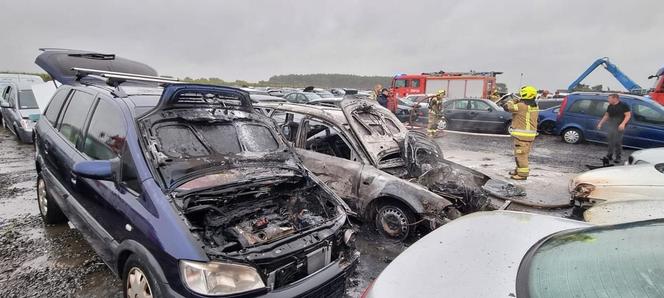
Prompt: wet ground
<box><xmin>0</xmin><ymin>126</ymin><xmax>627</xmax><ymax>297</ymax></box>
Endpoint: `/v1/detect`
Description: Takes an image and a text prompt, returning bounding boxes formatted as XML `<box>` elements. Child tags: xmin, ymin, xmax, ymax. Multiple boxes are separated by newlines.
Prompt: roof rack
<box><xmin>72</xmin><ymin>67</ymin><xmax>180</xmax><ymax>84</ymax></box>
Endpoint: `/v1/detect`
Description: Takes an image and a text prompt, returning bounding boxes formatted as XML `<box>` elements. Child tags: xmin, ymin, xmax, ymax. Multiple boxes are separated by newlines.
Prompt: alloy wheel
<box><xmin>126</xmin><ymin>267</ymin><xmax>153</xmax><ymax>298</ymax></box>
<box><xmin>37</xmin><ymin>178</ymin><xmax>48</xmax><ymax>216</ymax></box>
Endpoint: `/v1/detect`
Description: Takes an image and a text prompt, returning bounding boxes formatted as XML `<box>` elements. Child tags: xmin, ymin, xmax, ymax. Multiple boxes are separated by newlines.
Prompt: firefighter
<box><xmin>503</xmin><ymin>86</ymin><xmax>539</xmax><ymax>180</ymax></box>
<box><xmin>427</xmin><ymin>90</ymin><xmax>446</xmax><ymax>138</ymax></box>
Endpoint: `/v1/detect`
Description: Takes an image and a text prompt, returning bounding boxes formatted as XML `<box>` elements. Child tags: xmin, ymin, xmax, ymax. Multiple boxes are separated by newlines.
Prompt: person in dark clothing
<box><xmin>377</xmin><ymin>88</ymin><xmax>389</xmax><ymax>108</ymax></box>
<box><xmin>596</xmin><ymin>93</ymin><xmax>632</xmax><ymax>163</ymax></box>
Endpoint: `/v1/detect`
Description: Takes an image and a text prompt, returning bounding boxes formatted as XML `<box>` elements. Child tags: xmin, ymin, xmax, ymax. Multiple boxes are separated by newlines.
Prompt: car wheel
<box><xmin>374</xmin><ymin>202</ymin><xmax>416</xmax><ymax>241</ymax></box>
<box><xmin>562</xmin><ymin>128</ymin><xmax>583</xmax><ymax>144</ymax></box>
<box><xmin>37</xmin><ymin>175</ymin><xmax>67</xmax><ymax>224</ymax></box>
<box><xmin>503</xmin><ymin>120</ymin><xmax>512</xmax><ymax>134</ymax></box>
<box><xmin>539</xmin><ymin>121</ymin><xmax>555</xmax><ymax>135</ymax></box>
<box><xmin>437</xmin><ymin>117</ymin><xmax>447</xmax><ymax>130</ymax></box>
<box><xmin>123</xmin><ymin>255</ymin><xmax>163</xmax><ymax>298</ymax></box>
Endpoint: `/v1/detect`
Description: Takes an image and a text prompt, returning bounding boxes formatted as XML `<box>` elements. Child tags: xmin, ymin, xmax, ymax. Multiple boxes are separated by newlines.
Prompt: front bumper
<box><xmin>170</xmin><ymin>251</ymin><xmax>360</xmax><ymax>298</ymax></box>
<box><xmin>17</xmin><ymin>127</ymin><xmax>34</xmax><ymax>143</ymax></box>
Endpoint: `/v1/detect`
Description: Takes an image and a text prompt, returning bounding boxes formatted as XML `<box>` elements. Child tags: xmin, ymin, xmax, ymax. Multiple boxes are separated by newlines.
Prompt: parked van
<box><xmin>555</xmin><ymin>92</ymin><xmax>664</xmax><ymax>148</ymax></box>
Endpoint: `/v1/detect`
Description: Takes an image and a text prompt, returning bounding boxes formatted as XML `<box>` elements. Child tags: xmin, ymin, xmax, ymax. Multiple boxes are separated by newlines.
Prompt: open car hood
<box><xmin>136</xmin><ymin>84</ymin><xmax>302</xmax><ymax>189</ymax></box>
<box><xmin>35</xmin><ymin>48</ymin><xmax>158</xmax><ymax>85</ymax></box>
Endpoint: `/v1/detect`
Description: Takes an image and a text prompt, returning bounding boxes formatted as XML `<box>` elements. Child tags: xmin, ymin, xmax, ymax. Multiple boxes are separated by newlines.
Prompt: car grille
<box><xmin>297</xmin><ymin>271</ymin><xmax>347</xmax><ymax>298</ymax></box>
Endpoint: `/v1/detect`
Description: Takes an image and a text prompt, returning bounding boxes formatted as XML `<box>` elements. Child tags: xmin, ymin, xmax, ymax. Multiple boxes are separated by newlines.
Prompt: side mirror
<box><xmin>72</xmin><ymin>158</ymin><xmax>119</xmax><ymax>181</ymax></box>
<box><xmin>487</xmin><ymin>107</ymin><xmax>494</xmax><ymax>112</ymax></box>
<box><xmin>0</xmin><ymin>101</ymin><xmax>10</xmax><ymax>108</ymax></box>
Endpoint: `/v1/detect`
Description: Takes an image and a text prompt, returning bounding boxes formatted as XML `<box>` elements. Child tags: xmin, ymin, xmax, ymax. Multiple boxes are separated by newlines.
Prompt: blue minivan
<box><xmin>555</xmin><ymin>92</ymin><xmax>664</xmax><ymax>148</ymax></box>
<box><xmin>33</xmin><ymin>49</ymin><xmax>358</xmax><ymax>297</ymax></box>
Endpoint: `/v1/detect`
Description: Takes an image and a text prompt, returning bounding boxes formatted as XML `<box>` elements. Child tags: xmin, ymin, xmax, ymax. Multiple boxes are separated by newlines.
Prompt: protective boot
<box><xmin>510</xmin><ymin>174</ymin><xmax>527</xmax><ymax>180</ymax></box>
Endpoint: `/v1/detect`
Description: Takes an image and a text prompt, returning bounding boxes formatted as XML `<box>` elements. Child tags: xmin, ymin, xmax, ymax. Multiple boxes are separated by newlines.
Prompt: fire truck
<box><xmin>649</xmin><ymin>66</ymin><xmax>664</xmax><ymax>105</ymax></box>
<box><xmin>390</xmin><ymin>71</ymin><xmax>502</xmax><ymax>99</ymax></box>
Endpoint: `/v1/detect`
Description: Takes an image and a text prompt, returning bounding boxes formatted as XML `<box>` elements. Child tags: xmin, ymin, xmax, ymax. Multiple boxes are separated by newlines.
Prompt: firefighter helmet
<box><xmin>437</xmin><ymin>89</ymin><xmax>446</xmax><ymax>96</ymax></box>
<box><xmin>519</xmin><ymin>86</ymin><xmax>537</xmax><ymax>100</ymax></box>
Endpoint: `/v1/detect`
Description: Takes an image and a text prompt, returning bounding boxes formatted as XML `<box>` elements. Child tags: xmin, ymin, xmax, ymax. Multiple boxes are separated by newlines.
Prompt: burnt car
<box><xmin>255</xmin><ymin>100</ymin><xmax>523</xmax><ymax>240</ymax></box>
<box><xmin>33</xmin><ymin>49</ymin><xmax>358</xmax><ymax>297</ymax></box>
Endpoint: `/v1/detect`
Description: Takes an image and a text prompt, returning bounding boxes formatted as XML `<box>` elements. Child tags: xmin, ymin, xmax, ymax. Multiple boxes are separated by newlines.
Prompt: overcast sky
<box><xmin>2</xmin><ymin>0</ymin><xmax>662</xmax><ymax>91</ymax></box>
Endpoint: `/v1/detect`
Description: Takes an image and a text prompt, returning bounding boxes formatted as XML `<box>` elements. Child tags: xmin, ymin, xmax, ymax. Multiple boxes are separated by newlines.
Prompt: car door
<box><xmin>583</xmin><ymin>99</ymin><xmax>609</xmax><ymax>141</ymax></box>
<box><xmin>442</xmin><ymin>99</ymin><xmax>468</xmax><ymax>129</ymax></box>
<box><xmin>77</xmin><ymin>96</ymin><xmax>137</xmax><ymax>253</ymax></box>
<box><xmin>467</xmin><ymin>100</ymin><xmax>504</xmax><ymax>132</ymax></box>
<box><xmin>627</xmin><ymin>102</ymin><xmax>664</xmax><ymax>148</ymax></box>
<box><xmin>563</xmin><ymin>97</ymin><xmax>596</xmax><ymax>140</ymax></box>
<box><xmin>5</xmin><ymin>87</ymin><xmax>20</xmax><ymax>132</ymax></box>
<box><xmin>294</xmin><ymin>116</ymin><xmax>364</xmax><ymax>210</ymax></box>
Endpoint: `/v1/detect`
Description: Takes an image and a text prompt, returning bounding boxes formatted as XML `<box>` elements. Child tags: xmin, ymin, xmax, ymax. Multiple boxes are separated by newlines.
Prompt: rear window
<box><xmin>44</xmin><ymin>89</ymin><xmax>71</xmax><ymax>125</ymax></box>
<box><xmin>568</xmin><ymin>99</ymin><xmax>592</xmax><ymax>113</ymax></box>
<box><xmin>520</xmin><ymin>220</ymin><xmax>664</xmax><ymax>297</ymax></box>
<box><xmin>58</xmin><ymin>91</ymin><xmax>95</xmax><ymax>146</ymax></box>
<box><xmin>18</xmin><ymin>90</ymin><xmax>38</xmax><ymax>109</ymax></box>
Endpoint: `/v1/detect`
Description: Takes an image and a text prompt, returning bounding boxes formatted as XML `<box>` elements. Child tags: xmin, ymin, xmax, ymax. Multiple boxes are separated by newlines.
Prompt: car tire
<box><xmin>122</xmin><ymin>254</ymin><xmax>163</xmax><ymax>298</ymax></box>
<box><xmin>374</xmin><ymin>201</ymin><xmax>416</xmax><ymax>241</ymax></box>
<box><xmin>503</xmin><ymin>120</ymin><xmax>512</xmax><ymax>134</ymax></box>
<box><xmin>37</xmin><ymin>175</ymin><xmax>67</xmax><ymax>224</ymax></box>
<box><xmin>562</xmin><ymin>128</ymin><xmax>583</xmax><ymax>144</ymax></box>
<box><xmin>437</xmin><ymin>117</ymin><xmax>447</xmax><ymax>130</ymax></box>
<box><xmin>539</xmin><ymin>121</ymin><xmax>555</xmax><ymax>135</ymax></box>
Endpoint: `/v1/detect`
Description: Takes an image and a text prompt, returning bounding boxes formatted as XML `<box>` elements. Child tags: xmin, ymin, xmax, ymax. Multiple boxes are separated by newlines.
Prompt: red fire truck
<box><xmin>390</xmin><ymin>71</ymin><xmax>502</xmax><ymax>99</ymax></box>
<box><xmin>649</xmin><ymin>66</ymin><xmax>664</xmax><ymax>105</ymax></box>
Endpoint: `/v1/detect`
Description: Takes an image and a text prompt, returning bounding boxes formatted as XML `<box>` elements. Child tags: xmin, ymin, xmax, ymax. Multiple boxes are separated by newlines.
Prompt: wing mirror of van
<box><xmin>72</xmin><ymin>158</ymin><xmax>120</xmax><ymax>181</ymax></box>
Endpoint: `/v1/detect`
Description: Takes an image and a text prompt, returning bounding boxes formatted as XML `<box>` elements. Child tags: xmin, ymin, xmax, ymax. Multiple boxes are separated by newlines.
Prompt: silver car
<box><xmin>1</xmin><ymin>83</ymin><xmax>41</xmax><ymax>143</ymax></box>
<box><xmin>364</xmin><ymin>211</ymin><xmax>664</xmax><ymax>297</ymax></box>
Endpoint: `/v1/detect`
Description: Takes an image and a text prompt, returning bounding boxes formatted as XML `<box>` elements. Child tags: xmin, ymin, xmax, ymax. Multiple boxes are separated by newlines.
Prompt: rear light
<box><xmin>557</xmin><ymin>96</ymin><xmax>568</xmax><ymax>121</ymax></box>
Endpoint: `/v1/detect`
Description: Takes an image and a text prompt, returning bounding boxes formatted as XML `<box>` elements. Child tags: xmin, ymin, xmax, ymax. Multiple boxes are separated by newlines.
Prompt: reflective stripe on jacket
<box><xmin>506</xmin><ymin>100</ymin><xmax>539</xmax><ymax>141</ymax></box>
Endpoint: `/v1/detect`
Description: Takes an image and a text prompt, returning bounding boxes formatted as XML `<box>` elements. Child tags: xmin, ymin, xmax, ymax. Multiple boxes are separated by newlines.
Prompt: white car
<box><xmin>629</xmin><ymin>147</ymin><xmax>664</xmax><ymax>164</ymax></box>
<box><xmin>363</xmin><ymin>211</ymin><xmax>664</xmax><ymax>297</ymax></box>
<box><xmin>570</xmin><ymin>163</ymin><xmax>664</xmax><ymax>223</ymax></box>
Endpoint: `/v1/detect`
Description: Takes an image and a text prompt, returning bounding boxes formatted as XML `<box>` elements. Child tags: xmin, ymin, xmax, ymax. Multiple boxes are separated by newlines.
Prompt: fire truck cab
<box><xmin>391</xmin><ymin>71</ymin><xmax>501</xmax><ymax>99</ymax></box>
<box><xmin>649</xmin><ymin>66</ymin><xmax>664</xmax><ymax>105</ymax></box>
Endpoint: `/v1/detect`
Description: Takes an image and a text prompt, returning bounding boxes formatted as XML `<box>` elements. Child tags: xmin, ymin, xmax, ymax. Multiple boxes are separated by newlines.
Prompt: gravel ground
<box><xmin>0</xmin><ymin>126</ymin><xmax>628</xmax><ymax>297</ymax></box>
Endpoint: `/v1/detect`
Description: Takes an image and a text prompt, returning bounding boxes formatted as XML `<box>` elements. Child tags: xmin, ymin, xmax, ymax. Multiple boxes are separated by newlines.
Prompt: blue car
<box><xmin>555</xmin><ymin>92</ymin><xmax>664</xmax><ymax>148</ymax></box>
<box><xmin>537</xmin><ymin>105</ymin><xmax>560</xmax><ymax>134</ymax></box>
<box><xmin>33</xmin><ymin>49</ymin><xmax>358</xmax><ymax>297</ymax></box>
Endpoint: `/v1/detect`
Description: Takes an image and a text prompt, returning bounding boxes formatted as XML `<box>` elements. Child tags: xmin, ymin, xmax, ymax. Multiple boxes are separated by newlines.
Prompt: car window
<box><xmin>633</xmin><ymin>104</ymin><xmax>664</xmax><ymax>125</ymax></box>
<box><xmin>83</xmin><ymin>98</ymin><xmax>127</xmax><ymax>160</ymax></box>
<box><xmin>285</xmin><ymin>94</ymin><xmax>297</xmax><ymax>102</ymax></box>
<box><xmin>297</xmin><ymin>94</ymin><xmax>307</xmax><ymax>103</ymax></box>
<box><xmin>6</xmin><ymin>88</ymin><xmax>16</xmax><ymax>107</ymax></box>
<box><xmin>303</xmin><ymin>119</ymin><xmax>353</xmax><ymax>160</ymax></box>
<box><xmin>18</xmin><ymin>90</ymin><xmax>38</xmax><ymax>109</ymax></box>
<box><xmin>305</xmin><ymin>93</ymin><xmax>322</xmax><ymax>100</ymax></box>
<box><xmin>469</xmin><ymin>100</ymin><xmax>491</xmax><ymax>111</ymax></box>
<box><xmin>453</xmin><ymin>100</ymin><xmax>470</xmax><ymax>110</ymax></box>
<box><xmin>520</xmin><ymin>220</ymin><xmax>664</xmax><ymax>298</ymax></box>
<box><xmin>568</xmin><ymin>99</ymin><xmax>592</xmax><ymax>114</ymax></box>
<box><xmin>411</xmin><ymin>79</ymin><xmax>421</xmax><ymax>88</ymax></box>
<box><xmin>394</xmin><ymin>79</ymin><xmax>407</xmax><ymax>88</ymax></box>
<box><xmin>59</xmin><ymin>91</ymin><xmax>95</xmax><ymax>146</ymax></box>
<box><xmin>237</xmin><ymin>124</ymin><xmax>279</xmax><ymax>152</ymax></box>
<box><xmin>44</xmin><ymin>89</ymin><xmax>70</xmax><ymax>125</ymax></box>
<box><xmin>587</xmin><ymin>101</ymin><xmax>608</xmax><ymax>117</ymax></box>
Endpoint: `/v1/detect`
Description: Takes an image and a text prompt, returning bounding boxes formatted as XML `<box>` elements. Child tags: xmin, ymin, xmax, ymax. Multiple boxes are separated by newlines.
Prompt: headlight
<box><xmin>180</xmin><ymin>260</ymin><xmax>266</xmax><ymax>296</ymax></box>
<box><xmin>571</xmin><ymin>183</ymin><xmax>595</xmax><ymax>199</ymax></box>
<box><xmin>20</xmin><ymin>119</ymin><xmax>34</xmax><ymax>130</ymax></box>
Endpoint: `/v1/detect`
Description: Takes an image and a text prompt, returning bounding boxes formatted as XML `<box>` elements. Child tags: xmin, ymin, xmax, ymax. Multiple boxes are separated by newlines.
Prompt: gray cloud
<box><xmin>2</xmin><ymin>0</ymin><xmax>663</xmax><ymax>91</ymax></box>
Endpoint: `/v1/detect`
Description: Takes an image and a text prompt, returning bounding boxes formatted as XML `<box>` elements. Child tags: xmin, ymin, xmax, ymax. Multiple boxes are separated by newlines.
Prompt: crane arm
<box><xmin>567</xmin><ymin>57</ymin><xmax>643</xmax><ymax>93</ymax></box>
